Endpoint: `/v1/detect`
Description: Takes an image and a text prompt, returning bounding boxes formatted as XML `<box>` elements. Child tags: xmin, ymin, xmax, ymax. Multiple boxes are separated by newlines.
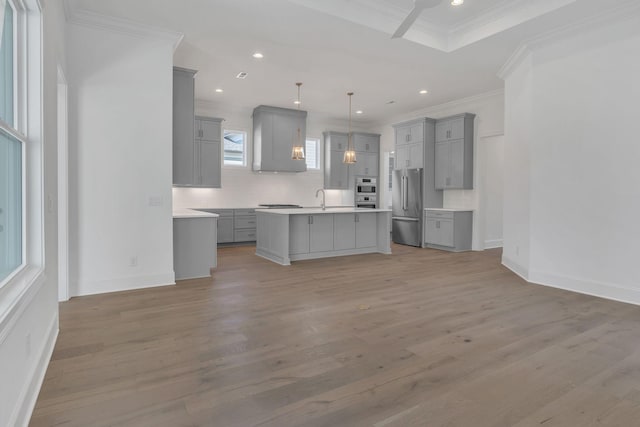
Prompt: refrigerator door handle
<box><xmin>392</xmin><ymin>217</ymin><xmax>420</xmax><ymax>222</ymax></box>
<box><xmin>403</xmin><ymin>175</ymin><xmax>409</xmax><ymax>211</ymax></box>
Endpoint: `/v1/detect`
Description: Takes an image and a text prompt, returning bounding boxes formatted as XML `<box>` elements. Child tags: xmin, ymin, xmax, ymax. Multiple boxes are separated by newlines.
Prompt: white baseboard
<box><xmin>73</xmin><ymin>272</ymin><xmax>176</xmax><ymax>297</ymax></box>
<box><xmin>12</xmin><ymin>312</ymin><xmax>58</xmax><ymax>427</ymax></box>
<box><xmin>529</xmin><ymin>270</ymin><xmax>640</xmax><ymax>307</ymax></box>
<box><xmin>501</xmin><ymin>255</ymin><xmax>529</xmax><ymax>281</ymax></box>
<box><xmin>484</xmin><ymin>239</ymin><xmax>503</xmax><ymax>249</ymax></box>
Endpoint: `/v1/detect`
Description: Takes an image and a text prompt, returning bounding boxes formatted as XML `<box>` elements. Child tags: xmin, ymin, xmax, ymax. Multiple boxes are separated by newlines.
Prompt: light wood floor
<box><xmin>31</xmin><ymin>244</ymin><xmax>640</xmax><ymax>427</ymax></box>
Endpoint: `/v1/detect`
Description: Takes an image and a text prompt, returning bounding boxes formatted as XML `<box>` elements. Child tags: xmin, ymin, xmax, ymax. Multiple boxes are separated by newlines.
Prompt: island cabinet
<box><xmin>290</xmin><ymin>215</ymin><xmax>334</xmax><ymax>254</ymax></box>
<box><xmin>334</xmin><ymin>213</ymin><xmax>378</xmax><ymax>250</ymax></box>
<box><xmin>255</xmin><ymin>209</ymin><xmax>391</xmax><ymax>265</ymax></box>
<box><xmin>253</xmin><ymin>105</ymin><xmax>307</xmax><ymax>172</ymax></box>
<box><xmin>434</xmin><ymin>113</ymin><xmax>475</xmax><ymax>190</ymax></box>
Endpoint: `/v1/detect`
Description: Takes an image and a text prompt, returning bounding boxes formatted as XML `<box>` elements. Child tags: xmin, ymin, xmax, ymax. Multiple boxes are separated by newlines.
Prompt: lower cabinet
<box><xmin>290</xmin><ymin>215</ymin><xmax>334</xmax><ymax>254</ymax></box>
<box><xmin>195</xmin><ymin>208</ymin><xmax>256</xmax><ymax>243</ymax></box>
<box><xmin>333</xmin><ymin>213</ymin><xmax>378</xmax><ymax>251</ymax></box>
<box><xmin>216</xmin><ymin>211</ymin><xmax>234</xmax><ymax>243</ymax></box>
<box><xmin>173</xmin><ymin>216</ymin><xmax>217</xmax><ymax>280</ymax></box>
<box><xmin>424</xmin><ymin>210</ymin><xmax>472</xmax><ymax>252</ymax></box>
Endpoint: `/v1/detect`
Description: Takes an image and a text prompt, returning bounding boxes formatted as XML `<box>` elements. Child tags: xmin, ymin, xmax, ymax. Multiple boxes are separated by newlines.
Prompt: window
<box><xmin>305</xmin><ymin>137</ymin><xmax>320</xmax><ymax>170</ymax></box>
<box><xmin>0</xmin><ymin>0</ymin><xmax>22</xmax><ymax>284</ymax></box>
<box><xmin>223</xmin><ymin>129</ymin><xmax>247</xmax><ymax>166</ymax></box>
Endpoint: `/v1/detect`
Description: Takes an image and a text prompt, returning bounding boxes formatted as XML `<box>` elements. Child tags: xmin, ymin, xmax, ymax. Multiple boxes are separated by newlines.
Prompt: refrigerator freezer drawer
<box><xmin>392</xmin><ymin>217</ymin><xmax>422</xmax><ymax>247</ymax></box>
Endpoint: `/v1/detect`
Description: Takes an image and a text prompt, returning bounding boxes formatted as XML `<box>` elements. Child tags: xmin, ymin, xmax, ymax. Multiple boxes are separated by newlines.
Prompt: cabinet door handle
<box><xmin>406</xmin><ymin>159</ymin><xmax>409</xmax><ymax>167</ymax></box>
<box><xmin>436</xmin><ymin>220</ymin><xmax>440</xmax><ymax>229</ymax></box>
<box><xmin>365</xmin><ymin>143</ymin><xmax>369</xmax><ymax>151</ymax></box>
<box><xmin>309</xmin><ymin>216</ymin><xmax>314</xmax><ymax>225</ymax></box>
<box><xmin>355</xmin><ymin>214</ymin><xmax>359</xmax><ymax>223</ymax></box>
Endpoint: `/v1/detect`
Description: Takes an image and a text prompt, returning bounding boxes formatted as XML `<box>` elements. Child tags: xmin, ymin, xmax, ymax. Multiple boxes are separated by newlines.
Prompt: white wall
<box><xmin>501</xmin><ymin>10</ymin><xmax>640</xmax><ymax>303</ymax></box>
<box><xmin>0</xmin><ymin>1</ymin><xmax>66</xmax><ymax>426</ymax></box>
<box><xmin>172</xmin><ymin>102</ymin><xmax>373</xmax><ymax>209</ymax></box>
<box><xmin>373</xmin><ymin>90</ymin><xmax>505</xmax><ymax>250</ymax></box>
<box><xmin>67</xmin><ymin>22</ymin><xmax>177</xmax><ymax>296</ymax></box>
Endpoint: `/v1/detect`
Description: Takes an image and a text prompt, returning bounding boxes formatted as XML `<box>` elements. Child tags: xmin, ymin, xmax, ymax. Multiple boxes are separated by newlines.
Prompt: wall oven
<box><xmin>355</xmin><ymin>177</ymin><xmax>377</xmax><ymax>208</ymax></box>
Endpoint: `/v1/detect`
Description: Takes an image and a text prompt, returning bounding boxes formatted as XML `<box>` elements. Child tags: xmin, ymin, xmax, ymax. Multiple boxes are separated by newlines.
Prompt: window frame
<box><xmin>222</xmin><ymin>128</ymin><xmax>249</xmax><ymax>168</ymax></box>
<box><xmin>304</xmin><ymin>136</ymin><xmax>321</xmax><ymax>171</ymax></box>
<box><xmin>0</xmin><ymin>0</ymin><xmax>45</xmax><ymax>312</ymax></box>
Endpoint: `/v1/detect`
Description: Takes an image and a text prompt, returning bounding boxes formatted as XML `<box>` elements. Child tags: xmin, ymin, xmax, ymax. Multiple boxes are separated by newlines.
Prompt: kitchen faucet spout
<box><xmin>315</xmin><ymin>189</ymin><xmax>326</xmax><ymax>210</ymax></box>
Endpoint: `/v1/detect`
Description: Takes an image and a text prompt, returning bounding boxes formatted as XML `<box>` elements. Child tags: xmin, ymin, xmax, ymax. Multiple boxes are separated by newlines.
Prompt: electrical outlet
<box><xmin>129</xmin><ymin>256</ymin><xmax>138</xmax><ymax>267</ymax></box>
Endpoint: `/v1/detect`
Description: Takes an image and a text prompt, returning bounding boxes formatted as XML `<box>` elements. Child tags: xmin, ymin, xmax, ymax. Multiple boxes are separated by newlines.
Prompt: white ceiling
<box><xmin>67</xmin><ymin>0</ymin><xmax>631</xmax><ymax>124</ymax></box>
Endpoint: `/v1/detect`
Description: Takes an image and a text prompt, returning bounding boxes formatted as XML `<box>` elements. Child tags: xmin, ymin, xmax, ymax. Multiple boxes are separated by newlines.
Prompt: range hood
<box><xmin>252</xmin><ymin>105</ymin><xmax>307</xmax><ymax>173</ymax></box>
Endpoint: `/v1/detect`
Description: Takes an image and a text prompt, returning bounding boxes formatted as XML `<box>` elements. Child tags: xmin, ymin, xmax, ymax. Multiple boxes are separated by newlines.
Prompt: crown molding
<box><xmin>63</xmin><ymin>0</ymin><xmax>184</xmax><ymax>52</ymax></box>
<box><xmin>498</xmin><ymin>0</ymin><xmax>640</xmax><ymax>79</ymax></box>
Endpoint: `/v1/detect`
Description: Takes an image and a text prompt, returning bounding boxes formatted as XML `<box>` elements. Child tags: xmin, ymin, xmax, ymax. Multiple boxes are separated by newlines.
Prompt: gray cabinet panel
<box><xmin>333</xmin><ymin>214</ymin><xmax>356</xmax><ymax>250</ymax></box>
<box><xmin>253</xmin><ymin>105</ymin><xmax>307</xmax><ymax>172</ymax></box>
<box><xmin>309</xmin><ymin>215</ymin><xmax>334</xmax><ymax>252</ymax></box>
<box><xmin>234</xmin><ymin>229</ymin><xmax>257</xmax><ymax>242</ymax></box>
<box><xmin>199</xmin><ymin>141</ymin><xmax>221</xmax><ymax>187</ymax></box>
<box><xmin>425</xmin><ymin>210</ymin><xmax>472</xmax><ymax>252</ymax></box>
<box><xmin>355</xmin><ymin>213</ymin><xmax>377</xmax><ymax>248</ymax></box>
<box><xmin>234</xmin><ymin>215</ymin><xmax>257</xmax><ymax>229</ymax></box>
<box><xmin>217</xmin><ymin>216</ymin><xmax>234</xmax><ymax>243</ymax></box>
<box><xmin>173</xmin><ymin>68</ymin><xmax>197</xmax><ymax>186</ymax></box>
<box><xmin>199</xmin><ymin>119</ymin><xmax>221</xmax><ymax>142</ymax></box>
<box><xmin>353</xmin><ymin>134</ymin><xmax>380</xmax><ymax>153</ymax></box>
<box><xmin>352</xmin><ymin>152</ymin><xmax>378</xmax><ymax>177</ymax></box>
<box><xmin>324</xmin><ymin>132</ymin><xmax>350</xmax><ymax>189</ymax></box>
<box><xmin>289</xmin><ymin>216</ymin><xmax>310</xmax><ymax>254</ymax></box>
<box><xmin>434</xmin><ymin>113</ymin><xmax>474</xmax><ymax>189</ymax></box>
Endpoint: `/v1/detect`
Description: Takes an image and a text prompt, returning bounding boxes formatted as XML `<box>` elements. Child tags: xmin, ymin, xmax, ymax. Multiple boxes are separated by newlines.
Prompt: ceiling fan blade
<box><xmin>392</xmin><ymin>5</ymin><xmax>426</xmax><ymax>39</ymax></box>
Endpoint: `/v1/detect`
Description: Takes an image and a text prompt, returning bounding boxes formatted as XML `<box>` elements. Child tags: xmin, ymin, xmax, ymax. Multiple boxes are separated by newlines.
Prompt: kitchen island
<box><xmin>255</xmin><ymin>207</ymin><xmax>391</xmax><ymax>265</ymax></box>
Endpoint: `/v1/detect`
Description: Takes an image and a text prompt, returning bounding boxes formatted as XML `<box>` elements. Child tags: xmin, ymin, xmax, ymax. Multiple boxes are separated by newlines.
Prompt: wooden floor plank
<box><xmin>29</xmin><ymin>244</ymin><xmax>640</xmax><ymax>426</ymax></box>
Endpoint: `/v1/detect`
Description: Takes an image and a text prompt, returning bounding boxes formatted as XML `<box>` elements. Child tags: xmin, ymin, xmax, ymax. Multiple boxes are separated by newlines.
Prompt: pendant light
<box><xmin>343</xmin><ymin>92</ymin><xmax>357</xmax><ymax>164</ymax></box>
<box><xmin>291</xmin><ymin>82</ymin><xmax>305</xmax><ymax>160</ymax></box>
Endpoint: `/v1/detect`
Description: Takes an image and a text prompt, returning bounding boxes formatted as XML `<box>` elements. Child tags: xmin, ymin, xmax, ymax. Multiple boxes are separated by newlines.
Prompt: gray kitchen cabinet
<box><xmin>289</xmin><ymin>214</ymin><xmax>334</xmax><ymax>254</ymax></box>
<box><xmin>173</xmin><ymin>216</ymin><xmax>217</xmax><ymax>280</ymax></box>
<box><xmin>333</xmin><ymin>214</ymin><xmax>356</xmax><ymax>250</ymax></box>
<box><xmin>253</xmin><ymin>105</ymin><xmax>307</xmax><ymax>172</ymax></box>
<box><xmin>324</xmin><ymin>132</ymin><xmax>350</xmax><ymax>189</ymax></box>
<box><xmin>395</xmin><ymin>142</ymin><xmax>423</xmax><ymax>170</ymax></box>
<box><xmin>173</xmin><ymin>67</ymin><xmax>197</xmax><ymax>186</ymax></box>
<box><xmin>196</xmin><ymin>117</ymin><xmax>221</xmax><ymax>142</ymax></box>
<box><xmin>353</xmin><ymin>133</ymin><xmax>380</xmax><ymax>153</ymax></box>
<box><xmin>424</xmin><ymin>210</ymin><xmax>472</xmax><ymax>252</ymax></box>
<box><xmin>355</xmin><ymin>213</ymin><xmax>377</xmax><ymax>248</ymax></box>
<box><xmin>434</xmin><ymin>113</ymin><xmax>474</xmax><ymax>190</ymax></box>
<box><xmin>194</xmin><ymin>116</ymin><xmax>222</xmax><ymax>188</ymax></box>
<box><xmin>351</xmin><ymin>152</ymin><xmax>378</xmax><ymax>178</ymax></box>
<box><xmin>234</xmin><ymin>208</ymin><xmax>257</xmax><ymax>242</ymax></box>
<box><xmin>214</xmin><ymin>210</ymin><xmax>234</xmax><ymax>243</ymax></box>
<box><xmin>395</xmin><ymin>121</ymin><xmax>424</xmax><ymax>145</ymax></box>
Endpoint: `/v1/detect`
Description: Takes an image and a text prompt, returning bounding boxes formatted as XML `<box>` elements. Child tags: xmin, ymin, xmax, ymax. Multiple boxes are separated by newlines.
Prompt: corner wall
<box><xmin>67</xmin><ymin>21</ymin><xmax>178</xmax><ymax>296</ymax></box>
<box><xmin>501</xmin><ymin>8</ymin><xmax>640</xmax><ymax>304</ymax></box>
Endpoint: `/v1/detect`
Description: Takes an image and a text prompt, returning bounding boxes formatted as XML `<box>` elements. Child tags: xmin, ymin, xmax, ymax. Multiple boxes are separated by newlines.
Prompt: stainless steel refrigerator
<box><xmin>392</xmin><ymin>168</ymin><xmax>423</xmax><ymax>247</ymax></box>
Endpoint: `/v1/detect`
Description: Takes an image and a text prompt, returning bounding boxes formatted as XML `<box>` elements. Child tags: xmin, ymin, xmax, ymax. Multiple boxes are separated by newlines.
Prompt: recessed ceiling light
<box><xmin>451</xmin><ymin>0</ymin><xmax>464</xmax><ymax>5</ymax></box>
<box><xmin>294</xmin><ymin>100</ymin><xmax>301</xmax><ymax>105</ymax></box>
<box><xmin>215</xmin><ymin>88</ymin><xmax>224</xmax><ymax>93</ymax></box>
<box><xmin>419</xmin><ymin>89</ymin><xmax>428</xmax><ymax>94</ymax></box>
<box><xmin>356</xmin><ymin>110</ymin><xmax>363</xmax><ymax>114</ymax></box>
<box><xmin>252</xmin><ymin>52</ymin><xmax>264</xmax><ymax>59</ymax></box>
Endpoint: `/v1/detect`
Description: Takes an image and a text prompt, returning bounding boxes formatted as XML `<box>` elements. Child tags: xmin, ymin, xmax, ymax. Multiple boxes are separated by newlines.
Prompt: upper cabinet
<box><xmin>172</xmin><ymin>67</ymin><xmax>223</xmax><ymax>188</ymax></box>
<box><xmin>194</xmin><ymin>116</ymin><xmax>223</xmax><ymax>188</ymax></box>
<box><xmin>393</xmin><ymin>119</ymin><xmax>426</xmax><ymax>170</ymax></box>
<box><xmin>434</xmin><ymin>113</ymin><xmax>475</xmax><ymax>190</ymax></box>
<box><xmin>324</xmin><ymin>131</ymin><xmax>380</xmax><ymax>189</ymax></box>
<box><xmin>324</xmin><ymin>132</ymin><xmax>349</xmax><ymax>189</ymax></box>
<box><xmin>172</xmin><ymin>67</ymin><xmax>197</xmax><ymax>186</ymax></box>
<box><xmin>253</xmin><ymin>105</ymin><xmax>307</xmax><ymax>172</ymax></box>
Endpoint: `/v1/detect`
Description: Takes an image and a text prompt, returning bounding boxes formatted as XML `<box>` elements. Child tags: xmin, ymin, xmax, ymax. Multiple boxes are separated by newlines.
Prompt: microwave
<box><xmin>356</xmin><ymin>177</ymin><xmax>377</xmax><ymax>194</ymax></box>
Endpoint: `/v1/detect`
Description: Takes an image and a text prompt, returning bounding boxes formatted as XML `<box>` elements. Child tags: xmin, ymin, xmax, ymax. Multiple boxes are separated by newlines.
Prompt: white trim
<box><xmin>501</xmin><ymin>255</ymin><xmax>529</xmax><ymax>282</ymax></box>
<box><xmin>57</xmin><ymin>65</ymin><xmax>68</xmax><ymax>301</ymax></box>
<box><xmin>0</xmin><ymin>267</ymin><xmax>45</xmax><ymax>343</ymax></box>
<box><xmin>11</xmin><ymin>311</ymin><xmax>58</xmax><ymax>427</ymax></box>
<box><xmin>498</xmin><ymin>0</ymin><xmax>640</xmax><ymax>79</ymax></box>
<box><xmin>528</xmin><ymin>270</ymin><xmax>640</xmax><ymax>308</ymax></box>
<box><xmin>478</xmin><ymin>129</ymin><xmax>505</xmax><ymax>139</ymax></box>
<box><xmin>63</xmin><ymin>0</ymin><xmax>184</xmax><ymax>51</ymax></box>
<box><xmin>72</xmin><ymin>272</ymin><xmax>176</xmax><ymax>297</ymax></box>
<box><xmin>484</xmin><ymin>239</ymin><xmax>503</xmax><ymax>249</ymax></box>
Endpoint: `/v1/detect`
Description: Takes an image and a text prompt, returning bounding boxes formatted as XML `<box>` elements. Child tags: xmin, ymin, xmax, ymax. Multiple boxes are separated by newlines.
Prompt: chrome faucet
<box><xmin>315</xmin><ymin>189</ymin><xmax>326</xmax><ymax>210</ymax></box>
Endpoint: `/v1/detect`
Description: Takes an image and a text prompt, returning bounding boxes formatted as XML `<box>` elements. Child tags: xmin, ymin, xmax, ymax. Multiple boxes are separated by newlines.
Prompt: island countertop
<box><xmin>256</xmin><ymin>207</ymin><xmax>392</xmax><ymax>215</ymax></box>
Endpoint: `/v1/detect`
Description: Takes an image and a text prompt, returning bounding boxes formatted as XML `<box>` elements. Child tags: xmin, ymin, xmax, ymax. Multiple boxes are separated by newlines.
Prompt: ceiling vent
<box><xmin>236</xmin><ymin>71</ymin><xmax>248</xmax><ymax>79</ymax></box>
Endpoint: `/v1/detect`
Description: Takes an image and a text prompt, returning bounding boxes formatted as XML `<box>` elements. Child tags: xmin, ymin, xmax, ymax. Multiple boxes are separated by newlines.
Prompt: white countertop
<box><xmin>173</xmin><ymin>208</ymin><xmax>220</xmax><ymax>219</ymax></box>
<box><xmin>424</xmin><ymin>208</ymin><xmax>474</xmax><ymax>212</ymax></box>
<box><xmin>256</xmin><ymin>207</ymin><xmax>392</xmax><ymax>215</ymax></box>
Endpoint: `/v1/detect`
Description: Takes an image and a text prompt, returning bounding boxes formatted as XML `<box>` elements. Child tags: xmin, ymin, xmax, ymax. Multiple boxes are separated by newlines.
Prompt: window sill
<box><xmin>0</xmin><ymin>265</ymin><xmax>46</xmax><ymax>341</ymax></box>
